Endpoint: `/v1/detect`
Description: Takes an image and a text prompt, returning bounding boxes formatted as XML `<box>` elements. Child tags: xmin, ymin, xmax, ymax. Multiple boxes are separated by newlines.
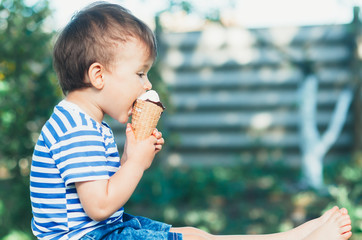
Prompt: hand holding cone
<box><xmin>131</xmin><ymin>91</ymin><xmax>165</xmax><ymax>140</ymax></box>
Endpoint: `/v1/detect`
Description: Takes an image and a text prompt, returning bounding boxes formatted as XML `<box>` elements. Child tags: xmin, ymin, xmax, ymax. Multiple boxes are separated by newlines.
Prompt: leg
<box><xmin>170</xmin><ymin>227</ymin><xmax>213</xmax><ymax>240</ymax></box>
<box><xmin>170</xmin><ymin>226</ymin><xmax>300</xmax><ymax>240</ymax></box>
<box><xmin>169</xmin><ymin>206</ymin><xmax>352</xmax><ymax>240</ymax></box>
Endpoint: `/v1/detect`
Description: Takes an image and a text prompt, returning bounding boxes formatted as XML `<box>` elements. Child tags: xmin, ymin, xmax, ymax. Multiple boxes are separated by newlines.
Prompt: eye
<box><xmin>137</xmin><ymin>73</ymin><xmax>145</xmax><ymax>78</ymax></box>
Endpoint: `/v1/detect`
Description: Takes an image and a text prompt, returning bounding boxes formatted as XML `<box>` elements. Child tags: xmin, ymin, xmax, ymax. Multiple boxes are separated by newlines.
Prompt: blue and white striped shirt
<box><xmin>30</xmin><ymin>100</ymin><xmax>123</xmax><ymax>240</ymax></box>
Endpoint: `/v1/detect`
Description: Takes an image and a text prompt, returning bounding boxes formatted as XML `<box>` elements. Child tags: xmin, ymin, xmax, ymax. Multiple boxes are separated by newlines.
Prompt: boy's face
<box><xmin>101</xmin><ymin>38</ymin><xmax>153</xmax><ymax>124</ymax></box>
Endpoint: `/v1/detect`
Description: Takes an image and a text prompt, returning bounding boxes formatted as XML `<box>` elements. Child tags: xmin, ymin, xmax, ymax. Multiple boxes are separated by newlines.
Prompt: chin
<box><xmin>117</xmin><ymin>115</ymin><xmax>130</xmax><ymax>124</ymax></box>
<box><xmin>117</xmin><ymin>118</ymin><xmax>127</xmax><ymax>124</ymax></box>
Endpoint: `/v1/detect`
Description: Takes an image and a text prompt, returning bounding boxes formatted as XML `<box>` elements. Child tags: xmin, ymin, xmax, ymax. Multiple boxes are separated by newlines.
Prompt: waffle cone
<box><xmin>131</xmin><ymin>99</ymin><xmax>164</xmax><ymax>140</ymax></box>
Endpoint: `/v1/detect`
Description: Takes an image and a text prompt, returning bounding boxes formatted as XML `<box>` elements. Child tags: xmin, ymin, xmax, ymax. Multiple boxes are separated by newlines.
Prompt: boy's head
<box><xmin>53</xmin><ymin>1</ymin><xmax>157</xmax><ymax>95</ymax></box>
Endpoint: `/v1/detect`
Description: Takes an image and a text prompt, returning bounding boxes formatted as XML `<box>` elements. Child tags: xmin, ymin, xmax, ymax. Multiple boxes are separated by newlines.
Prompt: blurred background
<box><xmin>0</xmin><ymin>0</ymin><xmax>361</xmax><ymax>239</ymax></box>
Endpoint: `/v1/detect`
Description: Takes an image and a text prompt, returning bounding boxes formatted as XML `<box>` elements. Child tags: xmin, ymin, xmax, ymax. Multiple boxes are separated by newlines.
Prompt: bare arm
<box><xmin>75</xmin><ymin>124</ymin><xmax>164</xmax><ymax>221</ymax></box>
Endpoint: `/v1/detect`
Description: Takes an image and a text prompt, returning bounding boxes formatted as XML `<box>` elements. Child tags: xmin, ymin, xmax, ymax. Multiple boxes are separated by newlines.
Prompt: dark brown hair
<box><xmin>53</xmin><ymin>1</ymin><xmax>157</xmax><ymax>95</ymax></box>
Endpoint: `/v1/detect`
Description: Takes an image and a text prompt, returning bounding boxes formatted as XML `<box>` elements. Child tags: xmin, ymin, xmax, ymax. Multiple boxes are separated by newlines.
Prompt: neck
<box><xmin>65</xmin><ymin>89</ymin><xmax>104</xmax><ymax>124</ymax></box>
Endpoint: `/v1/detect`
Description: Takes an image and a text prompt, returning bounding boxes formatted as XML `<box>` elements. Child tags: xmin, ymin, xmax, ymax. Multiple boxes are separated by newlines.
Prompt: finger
<box><xmin>148</xmin><ymin>134</ymin><xmax>158</xmax><ymax>144</ymax></box>
<box><xmin>156</xmin><ymin>130</ymin><xmax>162</xmax><ymax>138</ymax></box>
<box><xmin>156</xmin><ymin>137</ymin><xmax>164</xmax><ymax>145</ymax></box>
<box><xmin>125</xmin><ymin>123</ymin><xmax>136</xmax><ymax>143</ymax></box>
<box><xmin>155</xmin><ymin>145</ymin><xmax>163</xmax><ymax>153</ymax></box>
<box><xmin>152</xmin><ymin>129</ymin><xmax>162</xmax><ymax>138</ymax></box>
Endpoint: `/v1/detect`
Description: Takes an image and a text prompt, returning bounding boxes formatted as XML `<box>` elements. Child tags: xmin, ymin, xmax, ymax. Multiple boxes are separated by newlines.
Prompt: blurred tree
<box><xmin>0</xmin><ymin>0</ymin><xmax>58</xmax><ymax>238</ymax></box>
<box><xmin>299</xmin><ymin>6</ymin><xmax>360</xmax><ymax>190</ymax></box>
<box><xmin>299</xmin><ymin>74</ymin><xmax>353</xmax><ymax>190</ymax></box>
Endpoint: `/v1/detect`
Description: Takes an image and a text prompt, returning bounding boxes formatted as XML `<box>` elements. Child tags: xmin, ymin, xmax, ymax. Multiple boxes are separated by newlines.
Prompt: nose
<box><xmin>143</xmin><ymin>78</ymin><xmax>152</xmax><ymax>90</ymax></box>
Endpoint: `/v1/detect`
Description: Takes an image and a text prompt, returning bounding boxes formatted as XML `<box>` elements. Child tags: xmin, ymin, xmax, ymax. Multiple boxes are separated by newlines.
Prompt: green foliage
<box><xmin>324</xmin><ymin>156</ymin><xmax>362</xmax><ymax>235</ymax></box>
<box><xmin>0</xmin><ymin>0</ymin><xmax>58</xmax><ymax>238</ymax></box>
<box><xmin>2</xmin><ymin>230</ymin><xmax>32</xmax><ymax>240</ymax></box>
<box><xmin>126</xmin><ymin>157</ymin><xmax>362</xmax><ymax>239</ymax></box>
<box><xmin>0</xmin><ymin>0</ymin><xmax>59</xmax><ymax>176</ymax></box>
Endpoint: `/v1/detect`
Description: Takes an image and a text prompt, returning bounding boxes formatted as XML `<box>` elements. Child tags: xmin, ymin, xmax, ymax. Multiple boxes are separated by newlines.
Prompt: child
<box><xmin>30</xmin><ymin>2</ymin><xmax>352</xmax><ymax>240</ymax></box>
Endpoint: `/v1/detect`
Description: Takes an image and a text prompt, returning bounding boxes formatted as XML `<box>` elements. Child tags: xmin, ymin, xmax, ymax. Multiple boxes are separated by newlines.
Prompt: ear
<box><xmin>88</xmin><ymin>62</ymin><xmax>104</xmax><ymax>90</ymax></box>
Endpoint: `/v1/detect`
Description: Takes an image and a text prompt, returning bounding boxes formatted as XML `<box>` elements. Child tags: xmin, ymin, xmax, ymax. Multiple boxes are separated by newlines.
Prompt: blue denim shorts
<box><xmin>80</xmin><ymin>213</ymin><xmax>183</xmax><ymax>240</ymax></box>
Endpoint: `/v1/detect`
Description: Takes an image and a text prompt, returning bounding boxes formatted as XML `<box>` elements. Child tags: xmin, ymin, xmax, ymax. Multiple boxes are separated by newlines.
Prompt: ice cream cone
<box><xmin>131</xmin><ymin>99</ymin><xmax>164</xmax><ymax>140</ymax></box>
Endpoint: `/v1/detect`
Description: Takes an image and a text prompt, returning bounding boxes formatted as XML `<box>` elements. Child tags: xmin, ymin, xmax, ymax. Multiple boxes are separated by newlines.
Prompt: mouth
<box><xmin>128</xmin><ymin>100</ymin><xmax>137</xmax><ymax>117</ymax></box>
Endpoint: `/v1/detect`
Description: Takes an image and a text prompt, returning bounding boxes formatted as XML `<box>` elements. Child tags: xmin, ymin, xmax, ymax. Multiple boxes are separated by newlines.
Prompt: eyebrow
<box><xmin>140</xmin><ymin>63</ymin><xmax>153</xmax><ymax>70</ymax></box>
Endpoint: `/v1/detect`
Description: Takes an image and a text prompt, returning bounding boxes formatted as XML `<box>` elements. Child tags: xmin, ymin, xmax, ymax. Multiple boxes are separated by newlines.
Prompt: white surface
<box><xmin>46</xmin><ymin>0</ymin><xmax>358</xmax><ymax>30</ymax></box>
<box><xmin>138</xmin><ymin>90</ymin><xmax>160</xmax><ymax>102</ymax></box>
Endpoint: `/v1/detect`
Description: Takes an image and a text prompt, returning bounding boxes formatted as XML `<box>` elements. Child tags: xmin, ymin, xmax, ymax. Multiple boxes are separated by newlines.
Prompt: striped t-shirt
<box><xmin>30</xmin><ymin>100</ymin><xmax>124</xmax><ymax>240</ymax></box>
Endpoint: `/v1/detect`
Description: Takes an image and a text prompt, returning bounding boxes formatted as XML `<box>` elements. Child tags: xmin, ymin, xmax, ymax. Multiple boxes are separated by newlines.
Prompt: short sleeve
<box><xmin>50</xmin><ymin>126</ymin><xmax>110</xmax><ymax>186</ymax></box>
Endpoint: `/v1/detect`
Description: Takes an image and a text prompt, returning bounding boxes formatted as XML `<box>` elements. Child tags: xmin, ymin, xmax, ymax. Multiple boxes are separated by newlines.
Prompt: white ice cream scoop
<box><xmin>138</xmin><ymin>90</ymin><xmax>160</xmax><ymax>102</ymax></box>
